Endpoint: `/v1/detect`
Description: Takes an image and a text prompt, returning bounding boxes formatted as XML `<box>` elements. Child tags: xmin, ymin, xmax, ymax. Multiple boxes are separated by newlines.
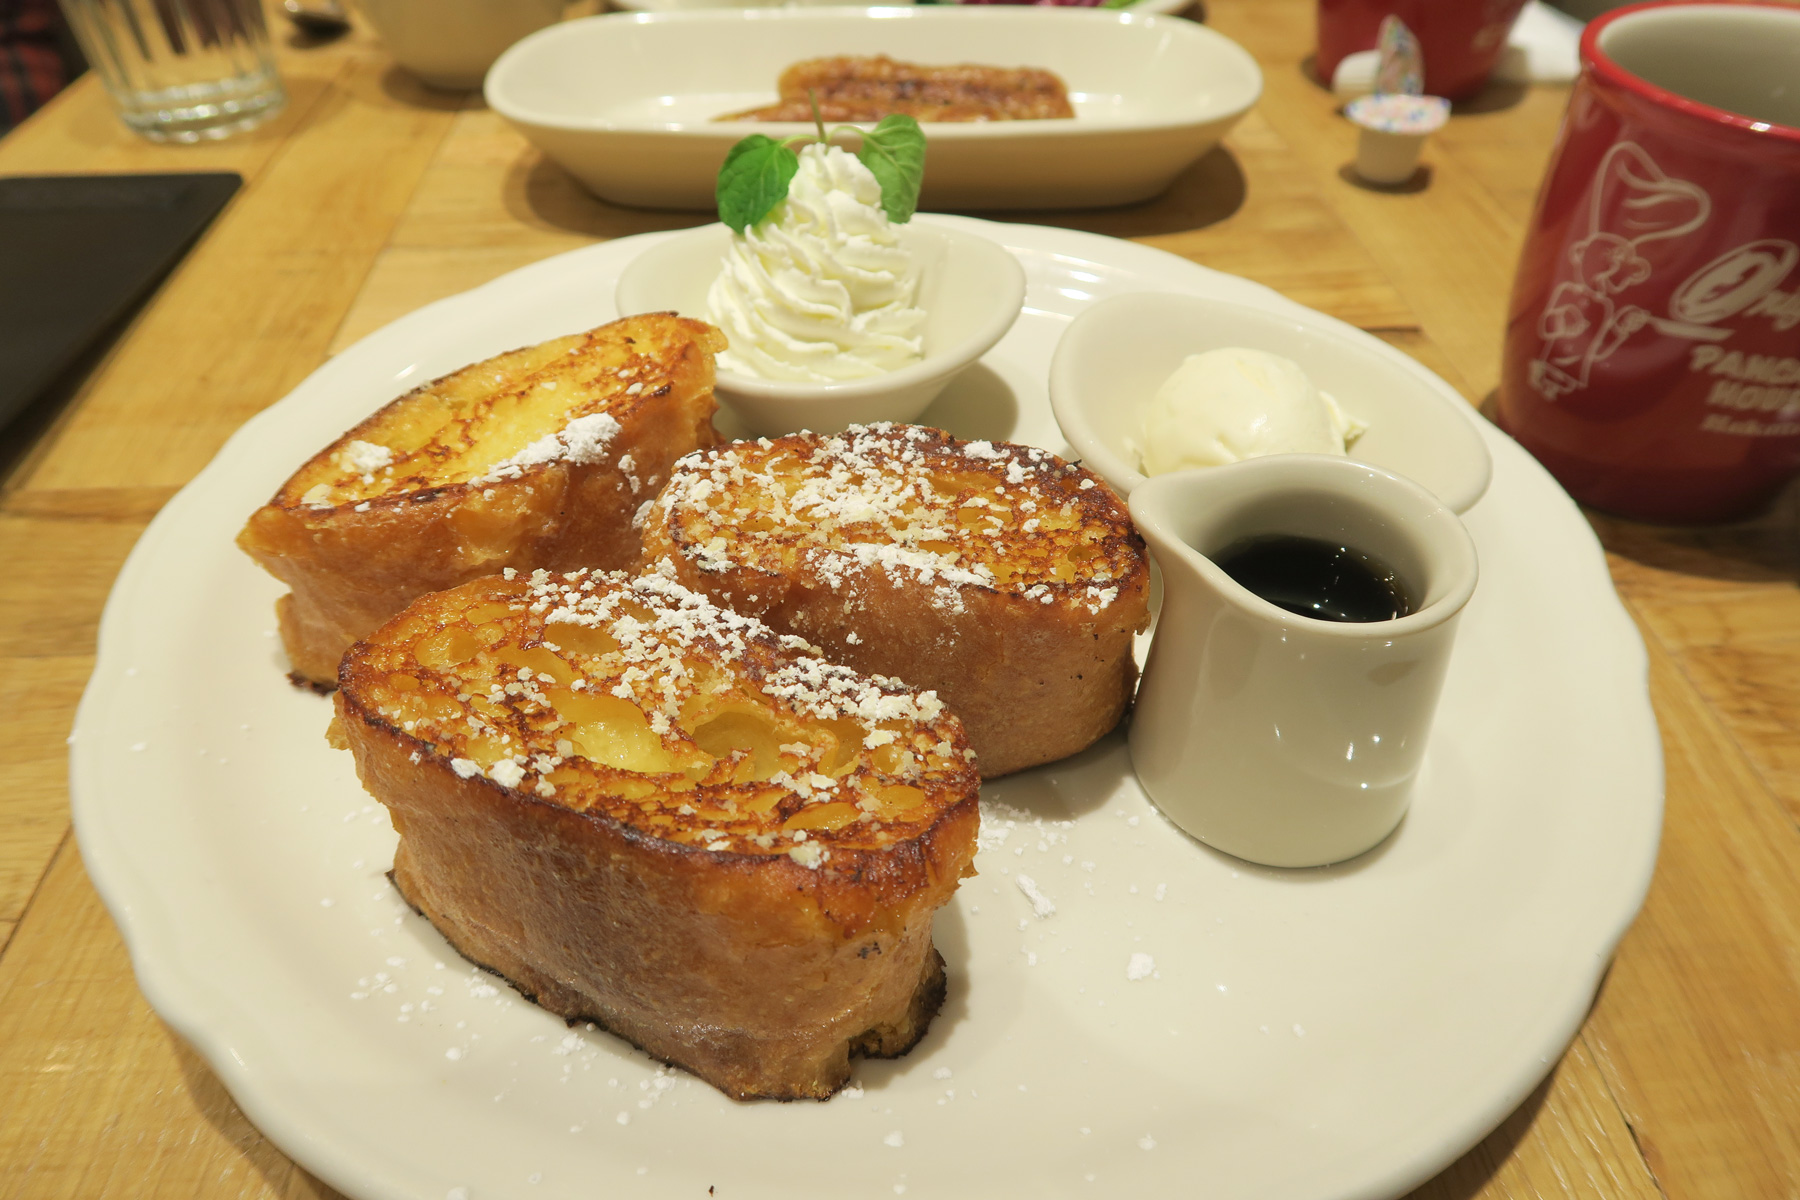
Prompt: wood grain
<box><xmin>16</xmin><ymin>59</ymin><xmax>463</xmax><ymax>496</ymax></box>
<box><xmin>0</xmin><ymin>516</ymin><xmax>146</xmax><ymax>658</ymax></box>
<box><xmin>3</xmin><ymin>0</ymin><xmax>1796</xmax><ymax>1195</ymax></box>
<box><xmin>1406</xmin><ymin>1034</ymin><xmax>1664</xmax><ymax>1200</ymax></box>
<box><xmin>1591</xmin><ymin>495</ymin><xmax>1800</xmax><ymax>824</ymax></box>
<box><xmin>1016</xmin><ymin>109</ymin><xmax>1419</xmax><ymax>331</ymax></box>
<box><xmin>1208</xmin><ymin>0</ymin><xmax>1533</xmax><ymax>403</ymax></box>
<box><xmin>0</xmin><ymin>841</ymin><xmax>348</xmax><ymax>1200</ymax></box>
<box><xmin>1432</xmin><ymin>87</ymin><xmax>1570</xmax><ymax>228</ymax></box>
<box><xmin>0</xmin><ymin>656</ymin><xmax>90</xmax><ymax>921</ymax></box>
<box><xmin>1580</xmin><ymin>636</ymin><xmax>1800</xmax><ymax>1200</ymax></box>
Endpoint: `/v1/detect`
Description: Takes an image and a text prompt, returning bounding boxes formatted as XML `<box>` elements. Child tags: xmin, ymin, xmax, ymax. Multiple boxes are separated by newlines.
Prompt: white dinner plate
<box><xmin>71</xmin><ymin>217</ymin><xmax>1662</xmax><ymax>1200</ymax></box>
<box><xmin>483</xmin><ymin>8</ymin><xmax>1261</xmax><ymax>210</ymax></box>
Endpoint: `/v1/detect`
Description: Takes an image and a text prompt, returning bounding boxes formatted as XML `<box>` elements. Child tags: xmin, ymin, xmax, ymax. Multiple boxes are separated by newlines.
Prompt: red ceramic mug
<box><xmin>1315</xmin><ymin>0</ymin><xmax>1530</xmax><ymax>101</ymax></box>
<box><xmin>1496</xmin><ymin>0</ymin><xmax>1800</xmax><ymax>524</ymax></box>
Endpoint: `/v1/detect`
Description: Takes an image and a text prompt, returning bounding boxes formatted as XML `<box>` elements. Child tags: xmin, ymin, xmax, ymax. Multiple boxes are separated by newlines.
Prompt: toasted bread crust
<box><xmin>239</xmin><ymin>314</ymin><xmax>724</xmax><ymax>685</ymax></box>
<box><xmin>638</xmin><ymin>424</ymin><xmax>1151</xmax><ymax>777</ymax></box>
<box><xmin>334</xmin><ymin>569</ymin><xmax>978</xmax><ymax>1099</ymax></box>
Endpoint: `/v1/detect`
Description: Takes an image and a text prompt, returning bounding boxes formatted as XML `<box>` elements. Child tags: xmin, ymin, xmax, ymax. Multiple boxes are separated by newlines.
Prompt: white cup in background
<box><xmin>356</xmin><ymin>0</ymin><xmax>565</xmax><ymax>89</ymax></box>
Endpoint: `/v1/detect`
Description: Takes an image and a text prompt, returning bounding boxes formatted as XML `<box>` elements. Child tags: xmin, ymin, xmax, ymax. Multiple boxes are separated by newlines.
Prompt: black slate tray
<box><xmin>0</xmin><ymin>172</ymin><xmax>242</xmax><ymax>437</ymax></box>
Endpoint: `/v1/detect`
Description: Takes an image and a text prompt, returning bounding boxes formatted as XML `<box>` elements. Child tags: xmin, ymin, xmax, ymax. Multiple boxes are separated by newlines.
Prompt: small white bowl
<box><xmin>1048</xmin><ymin>292</ymin><xmax>1493</xmax><ymax>514</ymax></box>
<box><xmin>616</xmin><ymin>219</ymin><xmax>1025</xmax><ymax>436</ymax></box>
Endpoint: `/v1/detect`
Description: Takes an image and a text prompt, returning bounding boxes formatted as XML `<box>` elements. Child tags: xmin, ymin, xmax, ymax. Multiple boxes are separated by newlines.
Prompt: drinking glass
<box><xmin>57</xmin><ymin>0</ymin><xmax>286</xmax><ymax>142</ymax></box>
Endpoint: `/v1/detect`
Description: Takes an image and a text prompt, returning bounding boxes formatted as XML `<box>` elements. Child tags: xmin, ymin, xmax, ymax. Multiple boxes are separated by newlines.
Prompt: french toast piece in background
<box><xmin>720</xmin><ymin>54</ymin><xmax>1076</xmax><ymax>122</ymax></box>
<box><xmin>639</xmin><ymin>424</ymin><xmax>1151</xmax><ymax>778</ymax></box>
<box><xmin>238</xmin><ymin>314</ymin><xmax>724</xmax><ymax>686</ymax></box>
<box><xmin>332</xmin><ymin>568</ymin><xmax>979</xmax><ymax>1100</ymax></box>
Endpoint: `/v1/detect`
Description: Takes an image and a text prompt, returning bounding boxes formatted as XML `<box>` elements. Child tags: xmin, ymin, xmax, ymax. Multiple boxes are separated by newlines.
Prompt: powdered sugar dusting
<box><xmin>473</xmin><ymin>413</ymin><xmax>622</xmax><ymax>485</ymax></box>
<box><xmin>1015</xmin><ymin>874</ymin><xmax>1056</xmax><ymax>919</ymax></box>
<box><xmin>357</xmin><ymin>567</ymin><xmax>974</xmax><ymax>856</ymax></box>
<box><xmin>646</xmin><ymin>424</ymin><xmax>1139</xmax><ymax>613</ymax></box>
<box><xmin>531</xmin><ymin>569</ymin><xmax>946</xmax><ymax>731</ymax></box>
<box><xmin>340</xmin><ymin>440</ymin><xmax>393</xmax><ymax>476</ymax></box>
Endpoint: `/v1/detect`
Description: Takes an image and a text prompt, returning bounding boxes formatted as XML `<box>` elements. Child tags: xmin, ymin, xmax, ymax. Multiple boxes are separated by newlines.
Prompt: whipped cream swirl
<box><xmin>708</xmin><ymin>143</ymin><xmax>926</xmax><ymax>383</ymax></box>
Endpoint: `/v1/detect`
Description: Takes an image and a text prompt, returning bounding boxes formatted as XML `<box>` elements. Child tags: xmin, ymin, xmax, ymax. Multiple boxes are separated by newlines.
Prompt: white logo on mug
<box><xmin>1529</xmin><ymin>143</ymin><xmax>1711</xmax><ymax>400</ymax></box>
<box><xmin>1530</xmin><ymin>146</ymin><xmax>1800</xmax><ymax>403</ymax></box>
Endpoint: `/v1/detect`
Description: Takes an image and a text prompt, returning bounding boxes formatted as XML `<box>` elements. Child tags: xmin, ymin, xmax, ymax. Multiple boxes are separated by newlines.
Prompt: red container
<box><xmin>1496</xmin><ymin>1</ymin><xmax>1800</xmax><ymax>524</ymax></box>
<box><xmin>1315</xmin><ymin>0</ymin><xmax>1530</xmax><ymax>101</ymax></box>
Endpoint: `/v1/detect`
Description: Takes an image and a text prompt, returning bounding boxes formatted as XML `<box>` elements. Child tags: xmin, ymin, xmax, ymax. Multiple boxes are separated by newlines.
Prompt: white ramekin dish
<box><xmin>615</xmin><ymin>217</ymin><xmax>1025</xmax><ymax>436</ymax></box>
<box><xmin>1048</xmin><ymin>291</ymin><xmax>1493</xmax><ymax>514</ymax></box>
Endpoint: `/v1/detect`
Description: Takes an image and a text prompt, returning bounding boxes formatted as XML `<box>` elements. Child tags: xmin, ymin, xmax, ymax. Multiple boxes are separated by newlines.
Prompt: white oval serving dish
<box><xmin>1049</xmin><ymin>291</ymin><xmax>1494</xmax><ymax>514</ymax></box>
<box><xmin>616</xmin><ymin>217</ymin><xmax>1026</xmax><ymax>435</ymax></box>
<box><xmin>610</xmin><ymin>0</ymin><xmax>914</xmax><ymax>11</ymax></box>
<box><xmin>605</xmin><ymin>0</ymin><xmax>1189</xmax><ymax>14</ymax></box>
<box><xmin>484</xmin><ymin>6</ymin><xmax>1262</xmax><ymax>210</ymax></box>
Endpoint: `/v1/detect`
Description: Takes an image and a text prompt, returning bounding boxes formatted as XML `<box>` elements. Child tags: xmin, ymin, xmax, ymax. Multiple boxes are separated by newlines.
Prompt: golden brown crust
<box><xmin>334</xmin><ymin>569</ymin><xmax>978</xmax><ymax>1099</ymax></box>
<box><xmin>638</xmin><ymin>424</ymin><xmax>1151</xmax><ymax>777</ymax></box>
<box><xmin>719</xmin><ymin>55</ymin><xmax>1075</xmax><ymax>123</ymax></box>
<box><xmin>238</xmin><ymin>314</ymin><xmax>725</xmax><ymax>685</ymax></box>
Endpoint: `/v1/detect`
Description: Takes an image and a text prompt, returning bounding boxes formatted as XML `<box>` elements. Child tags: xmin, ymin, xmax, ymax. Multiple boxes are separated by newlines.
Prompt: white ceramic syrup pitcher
<box><xmin>1128</xmin><ymin>455</ymin><xmax>1479</xmax><ymax>868</ymax></box>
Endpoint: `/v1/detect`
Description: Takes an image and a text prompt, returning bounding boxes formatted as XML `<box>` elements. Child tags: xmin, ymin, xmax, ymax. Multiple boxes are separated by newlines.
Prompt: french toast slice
<box><xmin>332</xmin><ymin>567</ymin><xmax>979</xmax><ymax>1100</ymax></box>
<box><xmin>638</xmin><ymin>424</ymin><xmax>1151</xmax><ymax>778</ymax></box>
<box><xmin>239</xmin><ymin>314</ymin><xmax>725</xmax><ymax>686</ymax></box>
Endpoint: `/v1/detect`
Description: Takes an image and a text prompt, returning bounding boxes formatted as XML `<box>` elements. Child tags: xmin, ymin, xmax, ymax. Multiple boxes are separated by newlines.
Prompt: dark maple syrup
<box><xmin>1214</xmin><ymin>534</ymin><xmax>1412</xmax><ymax>623</ymax></box>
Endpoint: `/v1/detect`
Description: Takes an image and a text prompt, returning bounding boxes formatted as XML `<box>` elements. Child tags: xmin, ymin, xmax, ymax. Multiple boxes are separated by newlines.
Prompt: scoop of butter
<box><xmin>1140</xmin><ymin>347</ymin><xmax>1364</xmax><ymax>475</ymax></box>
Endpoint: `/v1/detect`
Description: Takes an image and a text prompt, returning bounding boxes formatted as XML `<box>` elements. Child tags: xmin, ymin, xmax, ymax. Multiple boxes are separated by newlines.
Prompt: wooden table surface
<box><xmin>3</xmin><ymin>2</ymin><xmax>1797</xmax><ymax>1196</ymax></box>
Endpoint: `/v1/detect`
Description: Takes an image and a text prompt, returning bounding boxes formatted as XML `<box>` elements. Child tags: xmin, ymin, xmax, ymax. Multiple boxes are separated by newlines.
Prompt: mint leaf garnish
<box><xmin>854</xmin><ymin>115</ymin><xmax>926</xmax><ymax>224</ymax></box>
<box><xmin>715</xmin><ymin>113</ymin><xmax>926</xmax><ymax>232</ymax></box>
<box><xmin>716</xmin><ymin>135</ymin><xmax>800</xmax><ymax>234</ymax></box>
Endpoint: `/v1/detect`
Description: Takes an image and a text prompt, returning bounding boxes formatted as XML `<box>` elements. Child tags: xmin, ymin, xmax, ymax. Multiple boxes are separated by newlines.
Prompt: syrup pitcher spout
<box><xmin>1127</xmin><ymin>455</ymin><xmax>1478</xmax><ymax>868</ymax></box>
